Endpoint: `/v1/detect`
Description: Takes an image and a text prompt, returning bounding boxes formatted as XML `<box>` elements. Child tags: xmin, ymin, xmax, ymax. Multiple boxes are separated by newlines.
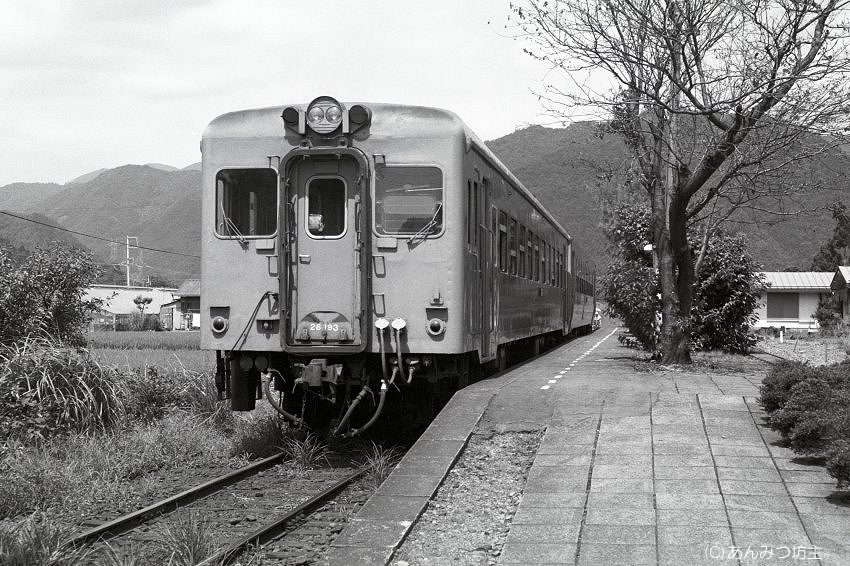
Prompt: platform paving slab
<box><xmin>329</xmin><ymin>325</ymin><xmax>850</xmax><ymax>565</ymax></box>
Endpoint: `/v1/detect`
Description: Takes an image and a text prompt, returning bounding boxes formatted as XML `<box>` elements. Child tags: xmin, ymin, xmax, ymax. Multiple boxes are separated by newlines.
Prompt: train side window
<box><xmin>542</xmin><ymin>242</ymin><xmax>548</xmax><ymax>285</ymax></box>
<box><xmin>498</xmin><ymin>211</ymin><xmax>508</xmax><ymax>272</ymax></box>
<box><xmin>216</xmin><ymin>168</ymin><xmax>277</xmax><ymax>237</ymax></box>
<box><xmin>306</xmin><ymin>177</ymin><xmax>346</xmax><ymax>238</ymax></box>
<box><xmin>467</xmin><ymin>180</ymin><xmax>478</xmax><ymax>246</ymax></box>
<box><xmin>533</xmin><ymin>236</ymin><xmax>540</xmax><ymax>281</ymax></box>
<box><xmin>375</xmin><ymin>166</ymin><xmax>443</xmax><ymax>236</ymax></box>
<box><xmin>509</xmin><ymin>217</ymin><xmax>517</xmax><ymax>275</ymax></box>
<box><xmin>518</xmin><ymin>225</ymin><xmax>526</xmax><ymax>278</ymax></box>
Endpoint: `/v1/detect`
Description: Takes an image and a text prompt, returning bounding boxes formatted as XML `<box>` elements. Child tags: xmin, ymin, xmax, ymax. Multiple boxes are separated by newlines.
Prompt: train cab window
<box><xmin>375</xmin><ymin>166</ymin><xmax>443</xmax><ymax>236</ymax></box>
<box><xmin>498</xmin><ymin>211</ymin><xmax>508</xmax><ymax>272</ymax></box>
<box><xmin>216</xmin><ymin>168</ymin><xmax>277</xmax><ymax>237</ymax></box>
<box><xmin>306</xmin><ymin>177</ymin><xmax>346</xmax><ymax>238</ymax></box>
<box><xmin>519</xmin><ymin>226</ymin><xmax>526</xmax><ymax>278</ymax></box>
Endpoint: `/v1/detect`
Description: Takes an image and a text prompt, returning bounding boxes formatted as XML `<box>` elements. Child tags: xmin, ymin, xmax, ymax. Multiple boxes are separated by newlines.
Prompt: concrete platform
<box><xmin>328</xmin><ymin>325</ymin><xmax>850</xmax><ymax>565</ymax></box>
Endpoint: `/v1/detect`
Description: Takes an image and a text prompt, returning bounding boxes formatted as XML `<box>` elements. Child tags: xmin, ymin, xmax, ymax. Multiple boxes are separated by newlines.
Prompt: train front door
<box><xmin>283</xmin><ymin>153</ymin><xmax>365</xmax><ymax>351</ymax></box>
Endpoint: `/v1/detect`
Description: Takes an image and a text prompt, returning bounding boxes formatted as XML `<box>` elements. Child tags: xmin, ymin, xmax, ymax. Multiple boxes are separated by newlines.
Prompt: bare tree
<box><xmin>511</xmin><ymin>0</ymin><xmax>850</xmax><ymax>362</ymax></box>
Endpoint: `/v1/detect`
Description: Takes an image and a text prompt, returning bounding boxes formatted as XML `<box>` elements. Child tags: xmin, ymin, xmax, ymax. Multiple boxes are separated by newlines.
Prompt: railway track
<box><xmin>749</xmin><ymin>347</ymin><xmax>791</xmax><ymax>365</ymax></box>
<box><xmin>68</xmin><ymin>451</ymin><xmax>288</xmax><ymax>547</ymax></box>
<box><xmin>197</xmin><ymin>467</ymin><xmax>368</xmax><ymax>565</ymax></box>
<box><xmin>66</xmin><ymin>450</ymin><xmax>375</xmax><ymax>565</ymax></box>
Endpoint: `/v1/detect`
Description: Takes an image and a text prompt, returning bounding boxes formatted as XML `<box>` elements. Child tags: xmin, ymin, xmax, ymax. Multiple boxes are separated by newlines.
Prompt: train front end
<box><xmin>201</xmin><ymin>96</ymin><xmax>465</xmax><ymax>436</ymax></box>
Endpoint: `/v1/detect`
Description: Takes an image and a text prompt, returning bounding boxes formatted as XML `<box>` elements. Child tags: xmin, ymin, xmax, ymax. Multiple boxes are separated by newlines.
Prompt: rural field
<box><xmin>86</xmin><ymin>330</ymin><xmax>214</xmax><ymax>373</ymax></box>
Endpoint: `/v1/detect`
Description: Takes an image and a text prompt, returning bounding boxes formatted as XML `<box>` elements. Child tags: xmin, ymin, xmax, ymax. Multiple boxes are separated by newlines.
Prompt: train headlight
<box><xmin>325</xmin><ymin>105</ymin><xmax>342</xmax><ymax>124</ymax></box>
<box><xmin>391</xmin><ymin>318</ymin><xmax>407</xmax><ymax>331</ymax></box>
<box><xmin>307</xmin><ymin>106</ymin><xmax>325</xmax><ymax>125</ymax></box>
<box><xmin>211</xmin><ymin>316</ymin><xmax>228</xmax><ymax>334</ymax></box>
<box><xmin>375</xmin><ymin>318</ymin><xmax>390</xmax><ymax>330</ymax></box>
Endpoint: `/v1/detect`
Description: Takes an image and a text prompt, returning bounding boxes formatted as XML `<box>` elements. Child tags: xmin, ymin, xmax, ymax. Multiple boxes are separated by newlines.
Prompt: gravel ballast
<box><xmin>392</xmin><ymin>430</ymin><xmax>543</xmax><ymax>566</ymax></box>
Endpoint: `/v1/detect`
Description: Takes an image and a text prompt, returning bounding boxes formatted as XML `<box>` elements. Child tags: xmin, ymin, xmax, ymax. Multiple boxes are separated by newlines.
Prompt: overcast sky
<box><xmin>0</xmin><ymin>1</ymin><xmax>566</xmax><ymax>187</ymax></box>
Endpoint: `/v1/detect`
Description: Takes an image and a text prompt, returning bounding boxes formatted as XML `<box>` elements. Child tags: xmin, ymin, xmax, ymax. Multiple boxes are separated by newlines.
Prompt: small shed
<box><xmin>159</xmin><ymin>279</ymin><xmax>201</xmax><ymax>330</ymax></box>
<box><xmin>830</xmin><ymin>266</ymin><xmax>850</xmax><ymax>322</ymax></box>
<box><xmin>754</xmin><ymin>272</ymin><xmax>834</xmax><ymax>332</ymax></box>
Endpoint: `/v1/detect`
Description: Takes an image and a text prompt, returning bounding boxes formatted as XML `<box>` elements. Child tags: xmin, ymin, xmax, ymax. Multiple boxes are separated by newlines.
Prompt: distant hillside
<box><xmin>0</xmin><ymin>181</ymin><xmax>67</xmax><ymax>213</ymax></box>
<box><xmin>0</xmin><ymin>126</ymin><xmax>847</xmax><ymax>286</ymax></box>
<box><xmin>0</xmin><ymin>211</ymin><xmax>88</xmax><ymax>254</ymax></box>
<box><xmin>487</xmin><ymin>123</ymin><xmax>628</xmax><ymax>269</ymax></box>
<box><xmin>486</xmin><ymin>124</ymin><xmax>850</xmax><ymax>271</ymax></box>
<box><xmin>35</xmin><ymin>165</ymin><xmax>201</xmax><ymax>282</ymax></box>
<box><xmin>67</xmin><ymin>168</ymin><xmax>108</xmax><ymax>185</ymax></box>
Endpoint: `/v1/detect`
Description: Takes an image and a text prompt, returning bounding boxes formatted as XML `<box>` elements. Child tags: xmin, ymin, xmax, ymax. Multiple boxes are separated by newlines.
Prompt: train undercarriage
<box><xmin>213</xmin><ymin>330</ymin><xmax>576</xmax><ymax>438</ymax></box>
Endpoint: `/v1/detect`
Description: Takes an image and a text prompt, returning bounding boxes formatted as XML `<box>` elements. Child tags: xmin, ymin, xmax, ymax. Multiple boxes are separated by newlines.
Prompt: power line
<box><xmin>0</xmin><ymin>210</ymin><xmax>200</xmax><ymax>258</ymax></box>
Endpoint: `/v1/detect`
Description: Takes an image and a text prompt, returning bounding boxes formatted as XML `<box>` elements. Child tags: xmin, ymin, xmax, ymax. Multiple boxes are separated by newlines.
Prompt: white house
<box><xmin>85</xmin><ymin>284</ymin><xmax>177</xmax><ymax>330</ymax></box>
<box><xmin>754</xmin><ymin>272</ymin><xmax>834</xmax><ymax>331</ymax></box>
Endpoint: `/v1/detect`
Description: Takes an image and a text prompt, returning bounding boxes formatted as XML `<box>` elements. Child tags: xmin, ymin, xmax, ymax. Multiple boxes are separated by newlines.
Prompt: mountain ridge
<box><xmin>1</xmin><ymin>125</ymin><xmax>848</xmax><ymax>284</ymax></box>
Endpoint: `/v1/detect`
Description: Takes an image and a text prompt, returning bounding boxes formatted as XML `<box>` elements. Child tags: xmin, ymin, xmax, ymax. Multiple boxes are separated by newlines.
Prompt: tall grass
<box><xmin>281</xmin><ymin>432</ymin><xmax>330</xmax><ymax>472</ymax></box>
<box><xmin>154</xmin><ymin>511</ymin><xmax>218</xmax><ymax>566</ymax></box>
<box><xmin>0</xmin><ymin>337</ymin><xmax>125</xmax><ymax>441</ymax></box>
<box><xmin>0</xmin><ymin>413</ymin><xmax>233</xmax><ymax>518</ymax></box>
<box><xmin>0</xmin><ymin>513</ymin><xmax>92</xmax><ymax>566</ymax></box>
<box><xmin>359</xmin><ymin>442</ymin><xmax>403</xmax><ymax>490</ymax></box>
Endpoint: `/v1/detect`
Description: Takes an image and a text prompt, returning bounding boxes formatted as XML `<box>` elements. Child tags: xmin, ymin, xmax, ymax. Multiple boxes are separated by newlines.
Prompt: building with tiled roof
<box><xmin>754</xmin><ymin>272</ymin><xmax>834</xmax><ymax>331</ymax></box>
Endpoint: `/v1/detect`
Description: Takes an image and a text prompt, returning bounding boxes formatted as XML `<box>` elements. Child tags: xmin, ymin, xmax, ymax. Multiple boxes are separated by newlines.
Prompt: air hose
<box><xmin>333</xmin><ymin>384</ymin><xmax>372</xmax><ymax>436</ymax></box>
<box><xmin>262</xmin><ymin>371</ymin><xmax>307</xmax><ymax>428</ymax></box>
<box><xmin>345</xmin><ymin>380</ymin><xmax>388</xmax><ymax>438</ymax></box>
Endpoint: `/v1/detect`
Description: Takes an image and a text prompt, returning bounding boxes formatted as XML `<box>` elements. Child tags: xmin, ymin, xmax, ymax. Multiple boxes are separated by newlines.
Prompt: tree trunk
<box><xmin>661</xmin><ymin>196</ymin><xmax>693</xmax><ymax>364</ymax></box>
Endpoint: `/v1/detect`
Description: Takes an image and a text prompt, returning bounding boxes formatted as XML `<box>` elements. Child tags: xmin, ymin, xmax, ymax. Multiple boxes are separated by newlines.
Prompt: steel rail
<box><xmin>749</xmin><ymin>347</ymin><xmax>791</xmax><ymax>365</ymax></box>
<box><xmin>196</xmin><ymin>467</ymin><xmax>368</xmax><ymax>566</ymax></box>
<box><xmin>67</xmin><ymin>451</ymin><xmax>288</xmax><ymax>547</ymax></box>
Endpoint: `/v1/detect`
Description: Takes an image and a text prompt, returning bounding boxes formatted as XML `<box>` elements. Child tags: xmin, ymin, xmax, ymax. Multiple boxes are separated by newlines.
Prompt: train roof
<box><xmin>204</xmin><ymin>102</ymin><xmax>571</xmax><ymax>241</ymax></box>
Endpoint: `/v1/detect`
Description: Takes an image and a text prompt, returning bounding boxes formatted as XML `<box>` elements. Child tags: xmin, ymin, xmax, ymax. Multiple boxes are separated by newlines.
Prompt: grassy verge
<box><xmin>87</xmin><ymin>330</ymin><xmax>201</xmax><ymax>351</ymax></box>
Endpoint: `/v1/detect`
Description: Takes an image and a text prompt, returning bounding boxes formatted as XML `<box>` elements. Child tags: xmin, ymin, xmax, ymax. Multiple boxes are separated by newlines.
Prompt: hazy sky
<box><xmin>0</xmin><ymin>1</ymin><xmax>563</xmax><ymax>186</ymax></box>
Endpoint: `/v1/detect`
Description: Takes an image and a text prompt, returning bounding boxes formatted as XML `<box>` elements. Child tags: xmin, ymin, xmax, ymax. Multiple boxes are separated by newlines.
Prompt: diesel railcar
<box><xmin>201</xmin><ymin>96</ymin><xmax>595</xmax><ymax>435</ymax></box>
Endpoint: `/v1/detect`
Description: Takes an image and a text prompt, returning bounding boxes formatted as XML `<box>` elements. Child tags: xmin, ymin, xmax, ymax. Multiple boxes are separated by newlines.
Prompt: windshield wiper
<box><xmin>408</xmin><ymin>202</ymin><xmax>443</xmax><ymax>248</ymax></box>
<box><xmin>219</xmin><ymin>201</ymin><xmax>247</xmax><ymax>245</ymax></box>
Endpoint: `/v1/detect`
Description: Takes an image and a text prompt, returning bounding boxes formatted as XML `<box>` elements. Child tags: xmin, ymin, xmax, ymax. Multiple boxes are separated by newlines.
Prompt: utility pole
<box><xmin>125</xmin><ymin>236</ymin><xmax>139</xmax><ymax>287</ymax></box>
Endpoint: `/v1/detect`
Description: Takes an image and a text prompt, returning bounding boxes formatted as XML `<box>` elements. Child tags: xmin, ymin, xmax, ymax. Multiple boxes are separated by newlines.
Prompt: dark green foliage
<box><xmin>690</xmin><ymin>235</ymin><xmax>764</xmax><ymax>352</ymax></box>
<box><xmin>759</xmin><ymin>361</ymin><xmax>817</xmax><ymax>413</ymax></box>
<box><xmin>0</xmin><ymin>243</ymin><xmax>102</xmax><ymax>347</ymax></box>
<box><xmin>812</xmin><ymin>297</ymin><xmax>845</xmax><ymax>334</ymax></box>
<box><xmin>826</xmin><ymin>440</ymin><xmax>850</xmax><ymax>488</ymax></box>
<box><xmin>760</xmin><ymin>359</ymin><xmax>850</xmax><ymax>485</ymax></box>
<box><xmin>123</xmin><ymin>368</ymin><xmax>182</xmax><ymax>423</ymax></box>
<box><xmin>601</xmin><ymin>203</ymin><xmax>763</xmax><ymax>353</ymax></box>
<box><xmin>811</xmin><ymin>203</ymin><xmax>850</xmax><ymax>271</ymax></box>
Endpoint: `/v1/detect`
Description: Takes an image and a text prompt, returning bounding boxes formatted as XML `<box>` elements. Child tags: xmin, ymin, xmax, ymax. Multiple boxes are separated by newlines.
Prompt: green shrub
<box><xmin>122</xmin><ymin>367</ymin><xmax>182</xmax><ymax>423</ymax></box>
<box><xmin>0</xmin><ymin>338</ymin><xmax>125</xmax><ymax>442</ymax></box>
<box><xmin>0</xmin><ymin>244</ymin><xmax>102</xmax><ymax>347</ymax></box>
<box><xmin>762</xmin><ymin>359</ymin><xmax>850</xmax><ymax>468</ymax></box>
<box><xmin>759</xmin><ymin>361</ymin><xmax>815</xmax><ymax>413</ymax></box>
<box><xmin>601</xmin><ymin>203</ymin><xmax>763</xmax><ymax>355</ymax></box>
<box><xmin>826</xmin><ymin>439</ymin><xmax>850</xmax><ymax>488</ymax></box>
